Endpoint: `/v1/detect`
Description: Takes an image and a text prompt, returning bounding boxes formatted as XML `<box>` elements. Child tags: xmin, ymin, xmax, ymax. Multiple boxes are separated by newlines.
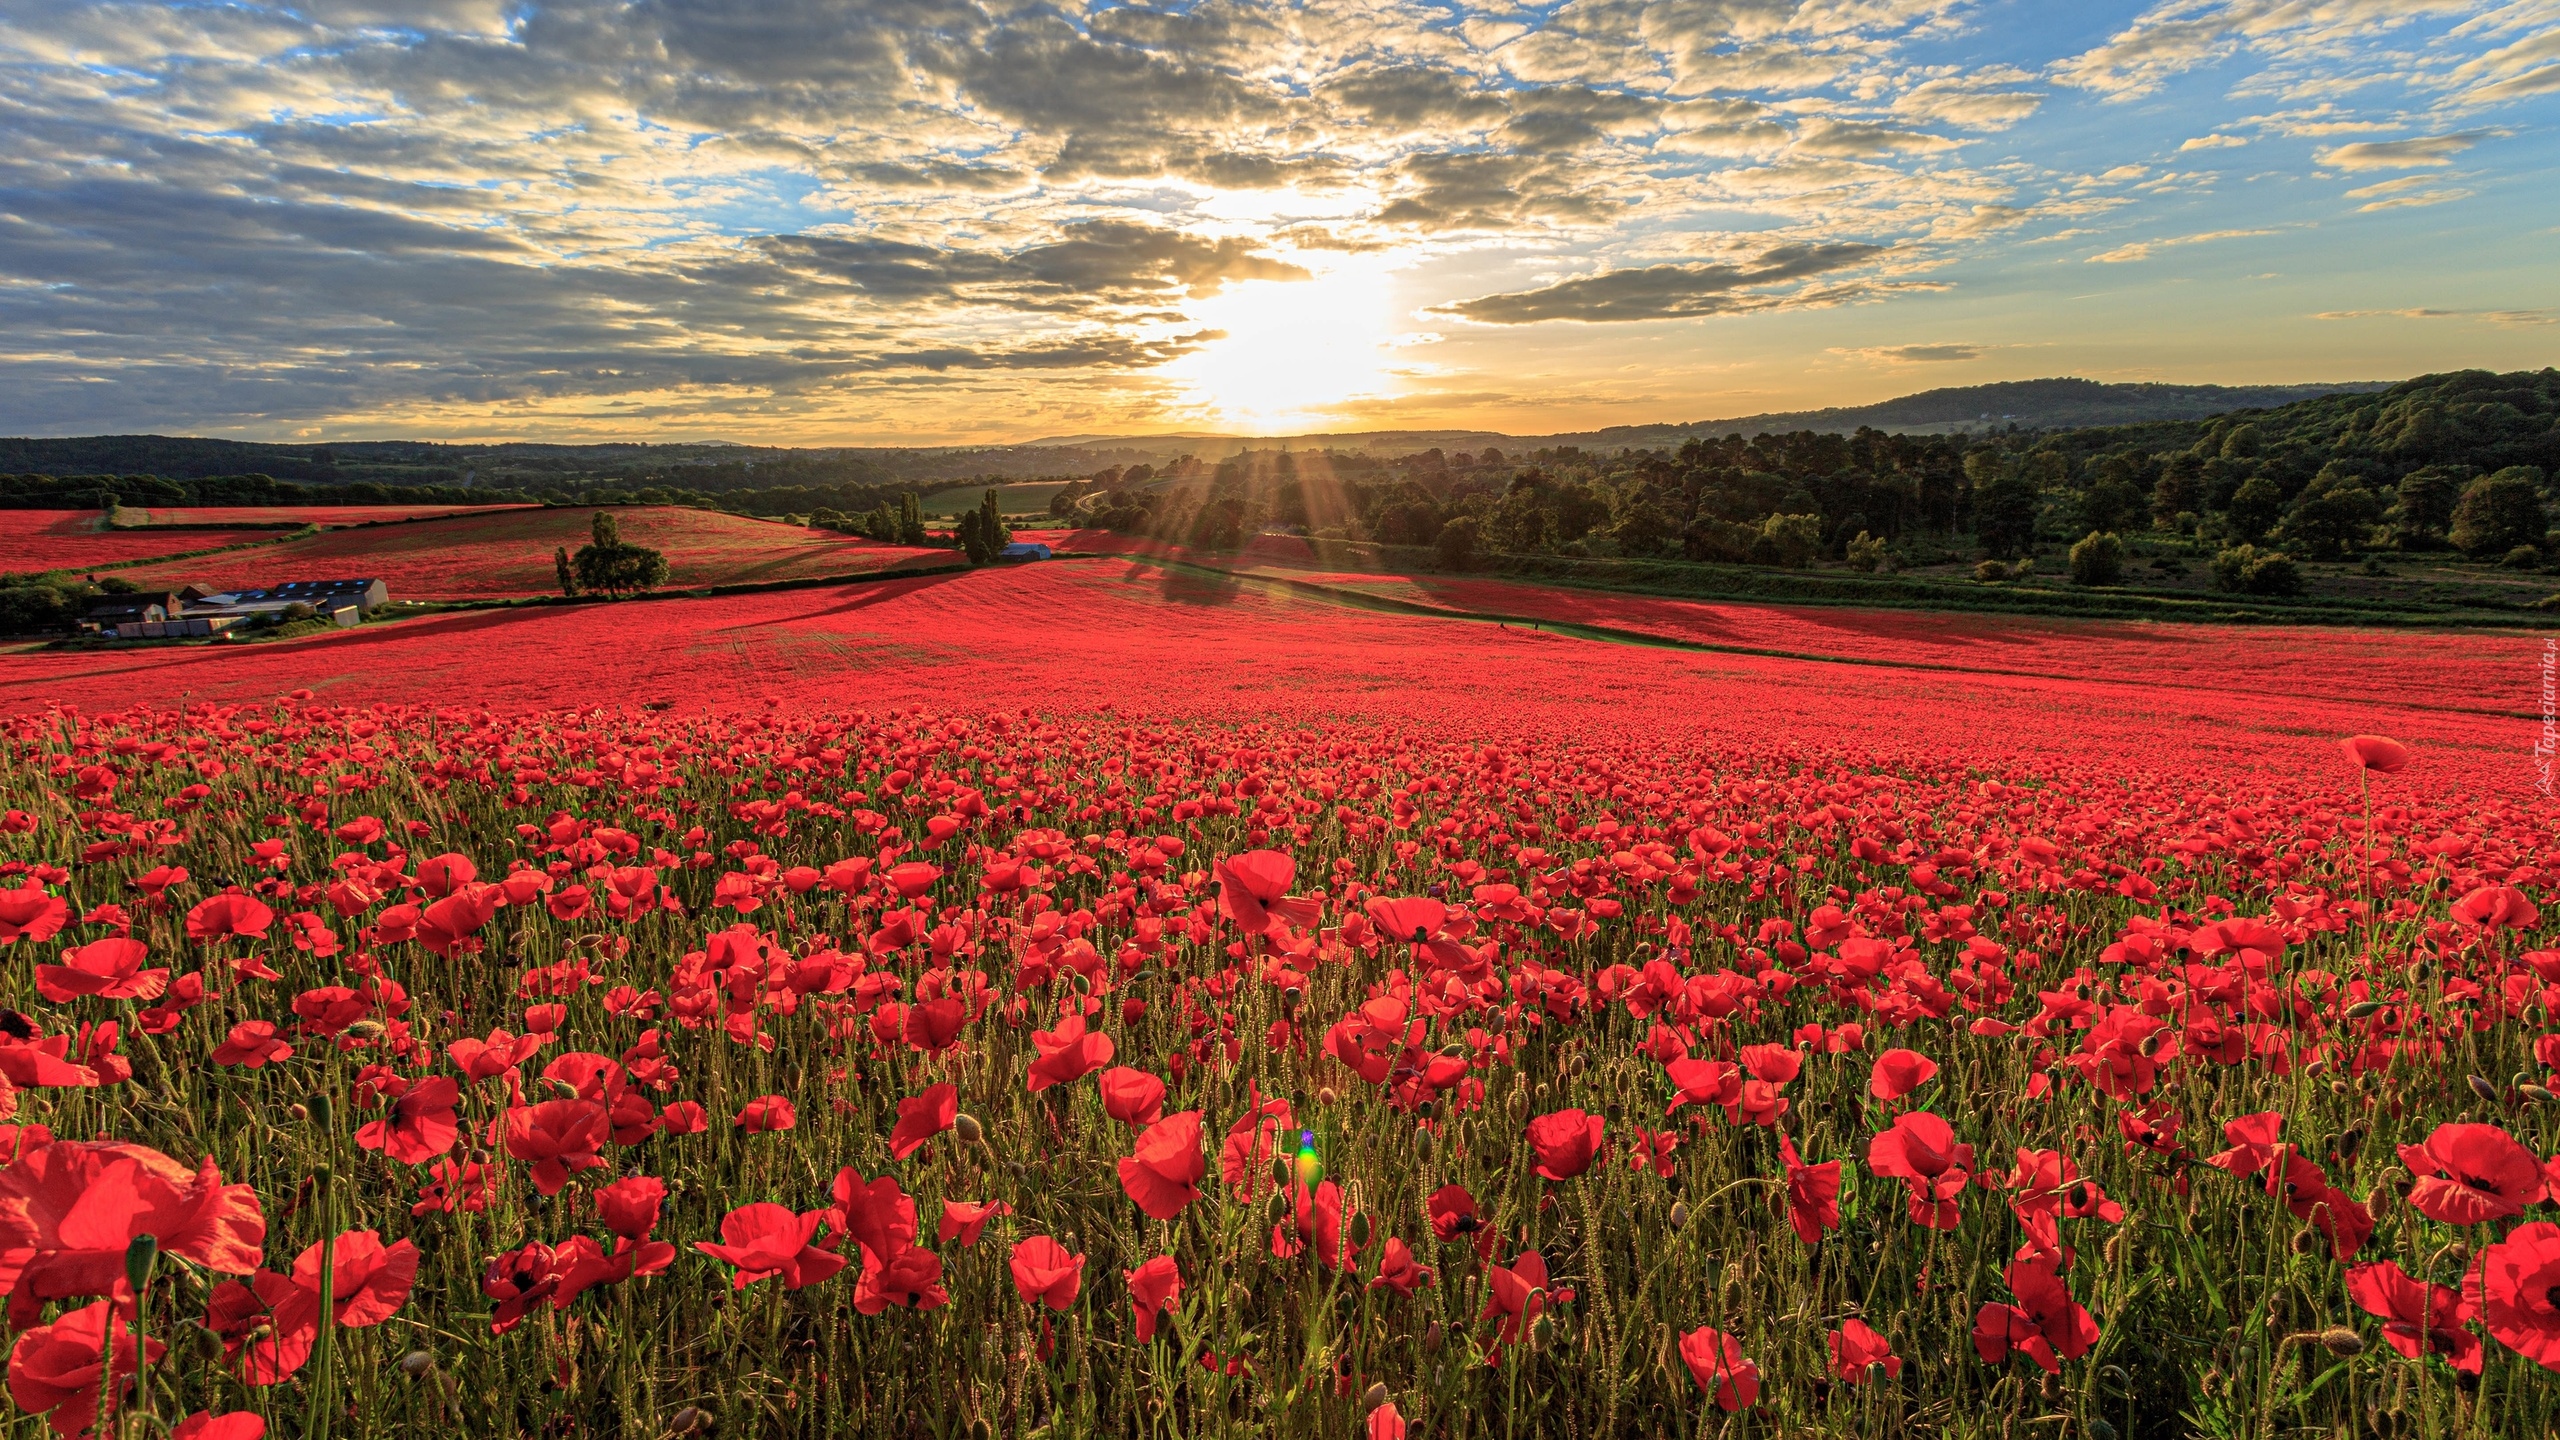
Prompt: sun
<box><xmin>1165</xmin><ymin>258</ymin><xmax>1397</xmax><ymax>428</ymax></box>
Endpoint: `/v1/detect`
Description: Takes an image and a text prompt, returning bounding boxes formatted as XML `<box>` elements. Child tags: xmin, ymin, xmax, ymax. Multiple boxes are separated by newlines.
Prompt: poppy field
<box><xmin>131</xmin><ymin>508</ymin><xmax>536</xmax><ymax>531</ymax></box>
<box><xmin>0</xmin><ymin>514</ymin><xmax>277</xmax><ymax>574</ymax></box>
<box><xmin>0</xmin><ymin>558</ymin><xmax>2556</xmax><ymax>1440</ymax></box>
<box><xmin>103</xmin><ymin>507</ymin><xmax>947</xmax><ymax>600</ymax></box>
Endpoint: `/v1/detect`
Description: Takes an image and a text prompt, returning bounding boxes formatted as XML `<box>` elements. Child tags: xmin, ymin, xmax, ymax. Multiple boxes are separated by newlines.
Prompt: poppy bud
<box><xmin>306</xmin><ymin>1094</ymin><xmax>332</xmax><ymax>1132</ymax></box>
<box><xmin>670</xmin><ymin>1406</ymin><xmax>714</xmax><ymax>1437</ymax></box>
<box><xmin>1530</xmin><ymin>1313</ymin><xmax>1554</xmax><ymax>1350</ymax></box>
<box><xmin>2468</xmin><ymin>1075</ymin><xmax>2502</xmax><ymax>1105</ymax></box>
<box><xmin>1348</xmin><ymin>1213</ymin><xmax>1372</xmax><ymax>1250</ymax></box>
<box><xmin>398</xmin><ymin>1350</ymin><xmax>436</xmax><ymax>1379</ymax></box>
<box><xmin>468</xmin><ymin>1148</ymin><xmax>492</xmax><ymax>1167</ymax></box>
<box><xmin>288</xmin><ymin>1103</ymin><xmax>308</xmax><ymax>1124</ymax></box>
<box><xmin>2525</xmin><ymin>1084</ymin><xmax>2560</xmax><ymax>1106</ymax></box>
<box><xmin>1269</xmin><ymin>1157</ymin><xmax>1292</xmax><ymax>1193</ymax></box>
<box><xmin>1317</xmin><ymin>1087</ymin><xmax>1337</xmax><ymax>1108</ymax></box>
<box><xmin>348</xmin><ymin>1019</ymin><xmax>386</xmax><ymax>1041</ymax></box>
<box><xmin>550</xmin><ymin>1078</ymin><xmax>581</xmax><ymax>1100</ymax></box>
<box><xmin>2288</xmin><ymin>1229</ymin><xmax>2317</xmax><ymax>1255</ymax></box>
<box><xmin>1282</xmin><ymin>986</ymin><xmax>1301</xmax><ymax>1011</ymax></box>
<box><xmin>1533</xmin><ymin>1081</ymin><xmax>1549</xmax><ymax>1100</ymax></box>
<box><xmin>970</xmin><ymin>1424</ymin><xmax>992</xmax><ymax>1440</ymax></box>
<box><xmin>1668</xmin><ymin>1202</ymin><xmax>1689</xmax><ymax>1231</ymax></box>
<box><xmin>1422</xmin><ymin>1320</ymin><xmax>1443</xmax><ymax>1353</ymax></box>
<box><xmin>124</xmin><ymin>1234</ymin><xmax>158</xmax><ymax>1294</ymax></box>
<box><xmin>312</xmin><ymin>1162</ymin><xmax>333</xmax><ymax>1184</ymax></box>
<box><xmin>1414</xmin><ymin>1128</ymin><xmax>1434</xmax><ymax>1159</ymax></box>
<box><xmin>955</xmin><ymin>1113</ymin><xmax>985</xmax><ymax>1145</ymax></box>
<box><xmin>1363</xmin><ymin>1382</ymin><xmax>1388</xmax><ymax>1410</ymax></box>
<box><xmin>2319</xmin><ymin>1328</ymin><xmax>2365</xmax><ymax>1357</ymax></box>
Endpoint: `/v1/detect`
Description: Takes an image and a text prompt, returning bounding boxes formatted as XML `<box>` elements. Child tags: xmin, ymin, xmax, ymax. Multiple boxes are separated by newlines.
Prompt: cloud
<box><xmin>1791</xmin><ymin>119</ymin><xmax>1962</xmax><ymax>158</ymax></box>
<box><xmin>2179</xmin><ymin>134</ymin><xmax>2247</xmax><ymax>150</ymax></box>
<box><xmin>2086</xmin><ymin>228</ymin><xmax>2276</xmax><ymax>263</ymax></box>
<box><xmin>2316</xmin><ymin>132</ymin><xmax>2490</xmax><ymax>169</ymax></box>
<box><xmin>1431</xmin><ymin>243</ymin><xmax>1890</xmax><ymax>323</ymax></box>
<box><xmin>1832</xmin><ymin>343</ymin><xmax>1982</xmax><ymax>362</ymax></box>
<box><xmin>2316</xmin><ymin>307</ymin><xmax>2554</xmax><ymax>326</ymax></box>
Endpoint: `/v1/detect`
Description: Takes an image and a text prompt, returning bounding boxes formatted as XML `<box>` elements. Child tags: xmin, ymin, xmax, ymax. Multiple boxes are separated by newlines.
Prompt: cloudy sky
<box><xmin>0</xmin><ymin>1</ymin><xmax>2553</xmax><ymax>444</ymax></box>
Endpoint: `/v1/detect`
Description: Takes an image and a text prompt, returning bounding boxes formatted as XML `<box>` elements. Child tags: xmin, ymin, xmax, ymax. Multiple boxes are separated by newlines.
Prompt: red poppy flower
<box><xmin>205</xmin><ymin>1271</ymin><xmax>309</xmax><ymax>1378</ymax></box>
<box><xmin>1868</xmin><ymin>1048</ymin><xmax>1938</xmax><ymax>1102</ymax></box>
<box><xmin>1664</xmin><ymin>1057</ymin><xmax>1740</xmax><ymax>1116</ymax></box>
<box><xmin>1525</xmin><ymin>1109</ymin><xmax>1604</xmax><ymax>1181</ymax></box>
<box><xmin>1127</xmin><ymin>1254</ymin><xmax>1181</xmax><ymax>1341</ymax></box>
<box><xmin>2398</xmin><ymin>1123</ymin><xmax>2545</xmax><ymax>1225</ymax></box>
<box><xmin>1369</xmin><ymin>1237</ymin><xmax>1433</xmax><ymax>1296</ymax></box>
<box><xmin>658</xmin><ymin>1101</ymin><xmax>708</xmax><ymax>1134</ymax></box>
<box><xmin>1009</xmin><ymin>1235</ymin><xmax>1084</xmax><ymax>1310</ymax></box>
<box><xmin>1367</xmin><ymin>1402</ymin><xmax>1407</xmax><ymax>1440</ymax></box>
<box><xmin>1973</xmin><ymin>1256</ymin><xmax>2099</xmax><ymax>1372</ymax></box>
<box><xmin>2452</xmin><ymin>885</ymin><xmax>2540</xmax><ymax>933</ymax></box>
<box><xmin>355</xmin><ymin>1075</ymin><xmax>460</xmax><ymax>1165</ymax></box>
<box><xmin>448</xmin><ymin>1027</ymin><xmax>543</xmax><ymax>1081</ymax></box>
<box><xmin>0</xmin><ymin>885</ymin><xmax>69</xmax><ymax>946</ymax></box>
<box><xmin>1426</xmin><ymin>1183</ymin><xmax>1494</xmax><ymax>1256</ymax></box>
<box><xmin>501</xmin><ymin>1098</ymin><xmax>609</xmax><ymax>1195</ymax></box>
<box><xmin>171</xmin><ymin>1411</ymin><xmax>266</xmax><ymax>1440</ymax></box>
<box><xmin>0</xmin><ymin>1141</ymin><xmax>265</xmax><ymax>1308</ymax></box>
<box><xmin>937</xmin><ymin>1199</ymin><xmax>1011</xmax><ymax>1248</ymax></box>
<box><xmin>1220</xmin><ymin>1087</ymin><xmax>1293</xmax><ymax>1197</ymax></box>
<box><xmin>7</xmin><ymin>1299</ymin><xmax>163</xmax><ymax>1437</ymax></box>
<box><xmin>1779</xmin><ymin>1133</ymin><xmax>1842</xmax><ymax>1244</ymax></box>
<box><xmin>1214</xmin><ymin>850</ymin><xmax>1321</xmax><ymax>935</ymax></box>
<box><xmin>902</xmin><ymin>995</ymin><xmax>967</xmax><ymax>1053</ymax></box>
<box><xmin>185</xmin><ymin>893</ymin><xmax>274</xmax><ymax>944</ymax></box>
<box><xmin>1098</xmin><ymin>1066</ymin><xmax>1167</xmax><ymax>1127</ymax></box>
<box><xmin>1828</xmin><ymin>1317</ymin><xmax>1902</xmax><ymax>1382</ymax></box>
<box><xmin>593</xmin><ymin>1176</ymin><xmax>665</xmax><ymax>1240</ymax></box>
<box><xmin>694</xmin><ymin>1204</ymin><xmax>846</xmax><ymax>1291</ymax></box>
<box><xmin>733</xmin><ymin>1094</ymin><xmax>796</xmax><ymax>1134</ymax></box>
<box><xmin>1866</xmin><ymin>1112</ymin><xmax>1974</xmax><ymax>1229</ymax></box>
<box><xmin>2340</xmin><ymin>735</ymin><xmax>2409</xmax><ymax>774</ymax></box>
<box><xmin>1677</xmin><ymin>1326</ymin><xmax>1760</xmax><ymax>1411</ymax></box>
<box><xmin>889</xmin><ymin>1083</ymin><xmax>956</xmax><ymax>1160</ymax></box>
<box><xmin>1270</xmin><ymin>1179</ymin><xmax>1355</xmax><ymax>1269</ymax></box>
<box><xmin>2469</xmin><ymin>1220</ymin><xmax>2560</xmax><ymax>1370</ymax></box>
<box><xmin>1118</xmin><ymin>1110</ymin><xmax>1206</xmax><ymax>1220</ymax></box>
<box><xmin>1481</xmin><ymin>1248</ymin><xmax>1567</xmax><ymax>1350</ymax></box>
<box><xmin>2347</xmin><ymin>1260</ymin><xmax>2480</xmax><ymax>1372</ymax></box>
<box><xmin>34</xmin><ymin>939</ymin><xmax>166</xmax><ymax>1003</ymax></box>
<box><xmin>284</xmin><ymin>1230</ymin><xmax>419</xmax><ymax>1329</ymax></box>
<box><xmin>1026</xmin><ymin>1011</ymin><xmax>1114</xmax><ymax>1092</ymax></box>
<box><xmin>210</xmin><ymin>1021</ymin><xmax>294</xmax><ymax>1069</ymax></box>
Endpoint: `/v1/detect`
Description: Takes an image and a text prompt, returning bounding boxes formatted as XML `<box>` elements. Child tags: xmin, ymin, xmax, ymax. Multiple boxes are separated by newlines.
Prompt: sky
<box><xmin>0</xmin><ymin>1</ymin><xmax>2554</xmax><ymax>446</ymax></box>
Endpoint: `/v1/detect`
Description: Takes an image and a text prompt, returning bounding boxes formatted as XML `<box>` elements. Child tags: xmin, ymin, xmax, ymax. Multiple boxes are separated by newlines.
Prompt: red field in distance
<box><xmin>134</xmin><ymin>504</ymin><xmax>535</xmax><ymax>527</ymax></box>
<box><xmin>105</xmin><ymin>505</ymin><xmax>949</xmax><ymax>599</ymax></box>
<box><xmin>1</xmin><ymin>509</ymin><xmax>276</xmax><ymax>570</ymax></box>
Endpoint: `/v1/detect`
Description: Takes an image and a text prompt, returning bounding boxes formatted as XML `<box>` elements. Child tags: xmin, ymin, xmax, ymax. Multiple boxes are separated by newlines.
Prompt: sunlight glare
<box><xmin>1166</xmin><ymin>259</ymin><xmax>1397</xmax><ymax>428</ymax></box>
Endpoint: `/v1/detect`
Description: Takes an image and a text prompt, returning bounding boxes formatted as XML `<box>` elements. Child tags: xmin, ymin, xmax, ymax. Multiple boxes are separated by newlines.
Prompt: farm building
<box><xmin>999</xmin><ymin>541</ymin><xmax>1053</xmax><ymax>562</ymax></box>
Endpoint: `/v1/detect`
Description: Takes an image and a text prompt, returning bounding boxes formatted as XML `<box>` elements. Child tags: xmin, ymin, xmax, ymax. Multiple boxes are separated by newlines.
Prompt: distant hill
<box><xmin>1608</xmin><ymin>378</ymin><xmax>2400</xmax><ymax>444</ymax></box>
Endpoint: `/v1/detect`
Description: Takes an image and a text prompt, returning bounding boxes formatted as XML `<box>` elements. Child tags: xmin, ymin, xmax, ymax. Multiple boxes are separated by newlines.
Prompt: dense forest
<box><xmin>1054</xmin><ymin>369</ymin><xmax>2559</xmax><ymax>585</ymax></box>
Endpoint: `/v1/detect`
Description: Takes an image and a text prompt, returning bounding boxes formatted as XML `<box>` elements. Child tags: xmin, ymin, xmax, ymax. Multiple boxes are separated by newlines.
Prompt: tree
<box><xmin>2225</xmin><ymin>475</ymin><xmax>2284</xmax><ymax>545</ymax></box>
<box><xmin>1844</xmin><ymin>531</ymin><xmax>1890</xmax><ymax>572</ymax></box>
<box><xmin>554</xmin><ymin>545</ymin><xmax>580</xmax><ymax>597</ymax></box>
<box><xmin>2388</xmin><ymin>466</ymin><xmax>2466</xmax><ymax>550</ymax></box>
<box><xmin>2068</xmin><ymin>531</ymin><xmax>2124</xmax><ymax>587</ymax></box>
<box><xmin>2152</xmin><ymin>453</ymin><xmax>2203</xmax><ymax>529</ymax></box>
<box><xmin>2277</xmin><ymin>470</ymin><xmax>2382</xmax><ymax>559</ymax></box>
<box><xmin>1432</xmin><ymin>516</ymin><xmax>1479</xmax><ymax>570</ymax></box>
<box><xmin>897</xmin><ymin>492</ymin><xmax>925</xmax><ymax>546</ymax></box>
<box><xmin>571</xmin><ymin>509</ymin><xmax>668</xmax><ymax>596</ymax></box>
<box><xmin>2077</xmin><ymin>477</ymin><xmax>2146</xmax><ymax>537</ymax></box>
<box><xmin>1968</xmin><ymin>453</ymin><xmax>2040</xmax><ymax>561</ymax></box>
<box><xmin>2450</xmin><ymin>467</ymin><xmax>2548</xmax><ymax>558</ymax></box>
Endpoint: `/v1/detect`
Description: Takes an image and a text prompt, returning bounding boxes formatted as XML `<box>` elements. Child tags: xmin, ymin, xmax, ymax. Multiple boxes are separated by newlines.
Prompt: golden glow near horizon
<box><xmin>1165</xmin><ymin>259</ymin><xmax>1403</xmax><ymax>429</ymax></box>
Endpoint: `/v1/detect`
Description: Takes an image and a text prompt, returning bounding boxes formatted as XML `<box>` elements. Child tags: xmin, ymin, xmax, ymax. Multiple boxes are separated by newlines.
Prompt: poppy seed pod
<box><xmin>1363</xmin><ymin>1382</ymin><xmax>1388</xmax><ymax>1410</ymax></box>
<box><xmin>2319</xmin><ymin>1328</ymin><xmax>2365</xmax><ymax>1357</ymax></box>
<box><xmin>398</xmin><ymin>1350</ymin><xmax>436</xmax><ymax>1378</ymax></box>
<box><xmin>669</xmin><ymin>1406</ymin><xmax>715</xmax><ymax>1436</ymax></box>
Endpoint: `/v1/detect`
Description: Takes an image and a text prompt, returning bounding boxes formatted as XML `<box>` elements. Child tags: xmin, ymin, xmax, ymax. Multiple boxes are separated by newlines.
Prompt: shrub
<box><xmin>2504</xmin><ymin>545</ymin><xmax>2545</xmax><ymax>570</ymax></box>
<box><xmin>2450</xmin><ymin>467</ymin><xmax>2548</xmax><ymax>557</ymax></box>
<box><xmin>1844</xmin><ymin>531</ymin><xmax>1889</xmax><ymax>573</ymax></box>
<box><xmin>2212</xmin><ymin>544</ymin><xmax>2303</xmax><ymax>597</ymax></box>
<box><xmin>1973</xmin><ymin>559</ymin><xmax>2010</xmax><ymax>582</ymax></box>
<box><xmin>1759</xmin><ymin>513</ymin><xmax>1822</xmax><ymax>569</ymax></box>
<box><xmin>2068</xmin><ymin>531</ymin><xmax>2124</xmax><ymax>587</ymax></box>
<box><xmin>1681</xmin><ymin>517</ymin><xmax>1757</xmax><ymax>565</ymax></box>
